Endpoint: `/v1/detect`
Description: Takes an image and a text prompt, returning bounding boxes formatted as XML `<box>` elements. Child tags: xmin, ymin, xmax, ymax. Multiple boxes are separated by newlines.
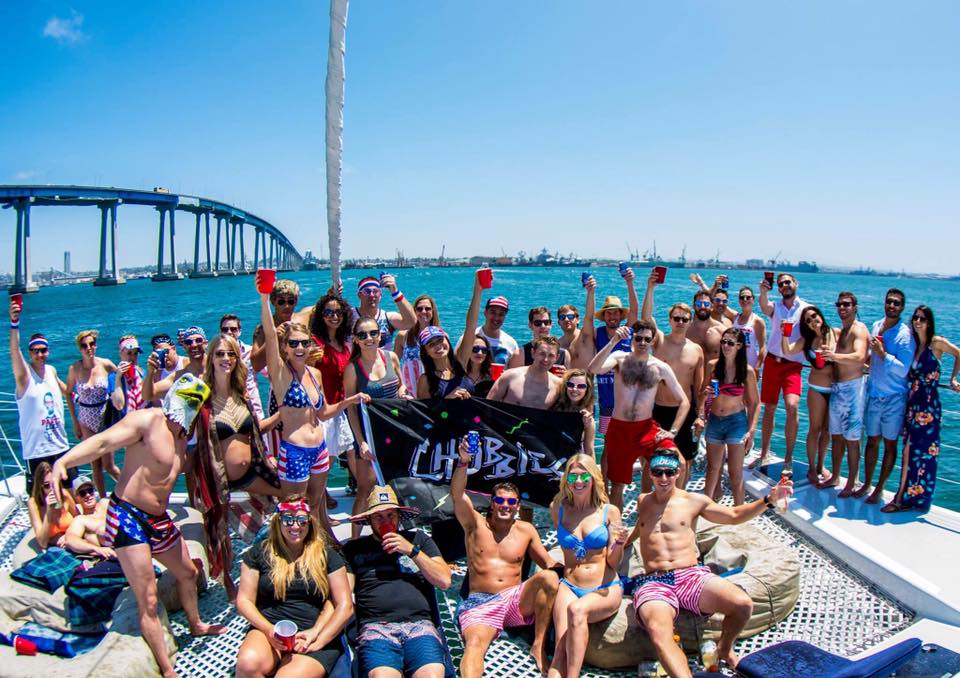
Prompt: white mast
<box><xmin>325</xmin><ymin>0</ymin><xmax>349</xmax><ymax>288</ymax></box>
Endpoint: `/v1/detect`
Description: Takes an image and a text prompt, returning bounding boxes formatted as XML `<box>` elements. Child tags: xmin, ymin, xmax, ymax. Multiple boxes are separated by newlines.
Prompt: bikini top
<box><xmin>557</xmin><ymin>504</ymin><xmax>609</xmax><ymax>560</ymax></box>
<box><xmin>282</xmin><ymin>363</ymin><xmax>325</xmax><ymax>410</ymax></box>
<box><xmin>213</xmin><ymin>396</ymin><xmax>254</xmax><ymax>441</ymax></box>
<box><xmin>719</xmin><ymin>383</ymin><xmax>745</xmax><ymax>397</ymax></box>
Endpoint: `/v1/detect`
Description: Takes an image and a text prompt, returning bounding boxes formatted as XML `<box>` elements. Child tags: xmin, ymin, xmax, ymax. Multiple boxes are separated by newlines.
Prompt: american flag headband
<box><xmin>276</xmin><ymin>500</ymin><xmax>311</xmax><ymax>515</ymax></box>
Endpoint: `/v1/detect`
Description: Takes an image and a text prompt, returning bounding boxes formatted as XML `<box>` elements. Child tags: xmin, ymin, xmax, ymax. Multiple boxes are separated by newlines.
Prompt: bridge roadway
<box><xmin>0</xmin><ymin>185</ymin><xmax>302</xmax><ymax>292</ymax></box>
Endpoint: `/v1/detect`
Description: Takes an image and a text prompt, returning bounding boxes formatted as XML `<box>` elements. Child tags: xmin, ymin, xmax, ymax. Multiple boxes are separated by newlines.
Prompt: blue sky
<box><xmin>1</xmin><ymin>1</ymin><xmax>958</xmax><ymax>273</ymax></box>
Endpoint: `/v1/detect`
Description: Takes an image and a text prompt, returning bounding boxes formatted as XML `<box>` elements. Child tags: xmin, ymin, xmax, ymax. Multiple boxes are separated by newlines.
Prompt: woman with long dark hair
<box><xmin>551</xmin><ymin>368</ymin><xmax>596</xmax><ymax>455</ymax></box>
<box><xmin>235</xmin><ymin>495</ymin><xmax>353</xmax><ymax>678</ymax></box>
<box><xmin>416</xmin><ymin>326</ymin><xmax>472</xmax><ymax>399</ymax></box>
<box><xmin>394</xmin><ymin>294</ymin><xmax>439</xmax><ymax>394</ymax></box>
<box><xmin>697</xmin><ymin>328</ymin><xmax>759</xmax><ymax>505</ymax></box>
<box><xmin>883</xmin><ymin>306</ymin><xmax>960</xmax><ymax>513</ymax></box>
<box><xmin>780</xmin><ymin>306</ymin><xmax>838</xmax><ymax>486</ymax></box>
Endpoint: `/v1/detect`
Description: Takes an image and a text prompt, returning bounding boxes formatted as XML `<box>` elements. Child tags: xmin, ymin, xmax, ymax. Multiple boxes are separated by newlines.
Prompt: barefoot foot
<box><xmin>865</xmin><ymin>492</ymin><xmax>883</xmax><ymax>505</ymax></box>
<box><xmin>806</xmin><ymin>470</ymin><xmax>819</xmax><ymax>485</ymax></box>
<box><xmin>817</xmin><ymin>478</ymin><xmax>839</xmax><ymax>490</ymax></box>
<box><xmin>837</xmin><ymin>484</ymin><xmax>857</xmax><ymax>498</ymax></box>
<box><xmin>190</xmin><ymin>622</ymin><xmax>228</xmax><ymax>637</ymax></box>
<box><xmin>852</xmin><ymin>484</ymin><xmax>872</xmax><ymax>499</ymax></box>
<box><xmin>720</xmin><ymin>648</ymin><xmax>741</xmax><ymax>669</ymax></box>
<box><xmin>529</xmin><ymin>642</ymin><xmax>549</xmax><ymax>676</ymax></box>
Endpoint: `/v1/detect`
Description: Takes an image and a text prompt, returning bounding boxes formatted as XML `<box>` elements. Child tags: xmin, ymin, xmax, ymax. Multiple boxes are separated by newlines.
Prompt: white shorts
<box><xmin>323</xmin><ymin>410</ymin><xmax>355</xmax><ymax>457</ymax></box>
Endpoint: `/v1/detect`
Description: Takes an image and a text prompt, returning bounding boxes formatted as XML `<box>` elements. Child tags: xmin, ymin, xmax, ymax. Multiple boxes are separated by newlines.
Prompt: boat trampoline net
<box><xmin>0</xmin><ymin>474</ymin><xmax>914</xmax><ymax>677</ymax></box>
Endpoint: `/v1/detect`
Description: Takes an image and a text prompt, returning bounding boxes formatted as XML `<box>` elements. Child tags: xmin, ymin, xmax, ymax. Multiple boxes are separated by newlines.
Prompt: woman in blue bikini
<box><xmin>258</xmin><ymin>282</ymin><xmax>370</xmax><ymax>526</ymax></box>
<box><xmin>548</xmin><ymin>453</ymin><xmax>627</xmax><ymax>678</ymax></box>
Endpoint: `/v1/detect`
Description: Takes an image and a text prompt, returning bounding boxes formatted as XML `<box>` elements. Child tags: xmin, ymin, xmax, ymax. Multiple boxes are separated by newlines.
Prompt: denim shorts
<box><xmin>704</xmin><ymin>410</ymin><xmax>749</xmax><ymax>445</ymax></box>
<box><xmin>357</xmin><ymin>620</ymin><xmax>447</xmax><ymax>675</ymax></box>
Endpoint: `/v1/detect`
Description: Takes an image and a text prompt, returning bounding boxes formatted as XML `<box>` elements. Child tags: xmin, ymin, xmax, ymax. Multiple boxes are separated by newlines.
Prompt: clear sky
<box><xmin>1</xmin><ymin>1</ymin><xmax>958</xmax><ymax>274</ymax></box>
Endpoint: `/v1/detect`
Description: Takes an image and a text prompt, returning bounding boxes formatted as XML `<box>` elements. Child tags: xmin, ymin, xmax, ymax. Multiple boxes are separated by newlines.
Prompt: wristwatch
<box><xmin>409</xmin><ymin>544</ymin><xmax>422</xmax><ymax>559</ymax></box>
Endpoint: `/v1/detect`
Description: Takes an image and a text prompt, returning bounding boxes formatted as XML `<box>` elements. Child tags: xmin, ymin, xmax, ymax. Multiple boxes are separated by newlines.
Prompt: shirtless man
<box><xmin>687</xmin><ymin>290</ymin><xmax>725</xmax><ymax>375</ymax></box>
<box><xmin>452</xmin><ymin>438</ymin><xmax>561</xmax><ymax>677</ymax></box>
<box><xmin>487</xmin><ymin>336</ymin><xmax>562</xmax><ymax>409</ymax></box>
<box><xmin>642</xmin><ymin>274</ymin><xmax>704</xmax><ymax>487</ymax></box>
<box><xmin>51</xmin><ymin>373</ymin><xmax>225</xmax><ymax>678</ymax></box>
<box><xmin>819</xmin><ymin>291</ymin><xmax>869</xmax><ymax>497</ymax></box>
<box><xmin>625</xmin><ymin>450</ymin><xmax>793</xmax><ymax>676</ymax></box>
<box><xmin>588</xmin><ymin>320</ymin><xmax>689</xmax><ymax>508</ymax></box>
<box><xmin>557</xmin><ymin>274</ymin><xmax>597</xmax><ymax>369</ymax></box>
<box><xmin>63</xmin><ymin>475</ymin><xmax>113</xmax><ymax>559</ymax></box>
<box><xmin>508</xmin><ymin>306</ymin><xmax>572</xmax><ymax>371</ymax></box>
<box><xmin>691</xmin><ymin>275</ymin><xmax>767</xmax><ymax>369</ymax></box>
<box><xmin>349</xmin><ymin>273</ymin><xmax>417</xmax><ymax>350</ymax></box>
<box><xmin>690</xmin><ymin>273</ymin><xmax>733</xmax><ymax>327</ymax></box>
<box><xmin>144</xmin><ymin>326</ymin><xmax>207</xmax><ymax>401</ymax></box>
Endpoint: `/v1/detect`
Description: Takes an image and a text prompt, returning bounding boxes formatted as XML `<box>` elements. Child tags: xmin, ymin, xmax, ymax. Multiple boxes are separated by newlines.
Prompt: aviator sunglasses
<box><xmin>280</xmin><ymin>514</ymin><xmax>310</xmax><ymax>527</ymax></box>
<box><xmin>214</xmin><ymin>350</ymin><xmax>237</xmax><ymax>359</ymax></box>
<box><xmin>558</xmin><ymin>313</ymin><xmax>578</xmax><ymax>321</ymax></box>
<box><xmin>354</xmin><ymin>329</ymin><xmax>381</xmax><ymax>340</ymax></box>
<box><xmin>321</xmin><ymin>308</ymin><xmax>343</xmax><ymax>318</ymax></box>
<box><xmin>566</xmin><ymin>382</ymin><xmax>588</xmax><ymax>390</ymax></box>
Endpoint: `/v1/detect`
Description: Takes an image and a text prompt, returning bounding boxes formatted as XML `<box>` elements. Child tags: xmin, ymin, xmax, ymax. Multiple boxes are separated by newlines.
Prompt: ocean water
<box><xmin>2</xmin><ymin>266</ymin><xmax>958</xmax><ymax>511</ymax></box>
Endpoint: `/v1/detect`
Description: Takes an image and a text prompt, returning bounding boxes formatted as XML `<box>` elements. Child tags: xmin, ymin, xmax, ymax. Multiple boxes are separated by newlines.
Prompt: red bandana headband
<box><xmin>277</xmin><ymin>500</ymin><xmax>311</xmax><ymax>514</ymax></box>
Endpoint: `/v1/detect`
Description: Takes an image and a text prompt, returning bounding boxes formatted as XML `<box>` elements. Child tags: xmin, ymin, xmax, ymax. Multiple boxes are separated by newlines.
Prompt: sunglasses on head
<box><xmin>531</xmin><ymin>319</ymin><xmax>552</xmax><ymax>328</ymax></box>
<box><xmin>214</xmin><ymin>350</ymin><xmax>237</xmax><ymax>359</ymax></box>
<box><xmin>566</xmin><ymin>471</ymin><xmax>592</xmax><ymax>484</ymax></box>
<box><xmin>634</xmin><ymin>335</ymin><xmax>654</xmax><ymax>344</ymax></box>
<box><xmin>566</xmin><ymin>382</ymin><xmax>588</xmax><ymax>390</ymax></box>
<box><xmin>558</xmin><ymin>313</ymin><xmax>578</xmax><ymax>321</ymax></box>
<box><xmin>493</xmin><ymin>496</ymin><xmax>519</xmax><ymax>506</ymax></box>
<box><xmin>720</xmin><ymin>339</ymin><xmax>740</xmax><ymax>347</ymax></box>
<box><xmin>280</xmin><ymin>514</ymin><xmax>310</xmax><ymax>527</ymax></box>
<box><xmin>274</xmin><ymin>298</ymin><xmax>298</xmax><ymax>307</ymax></box>
<box><xmin>77</xmin><ymin>487</ymin><xmax>96</xmax><ymax>498</ymax></box>
<box><xmin>355</xmin><ymin>329</ymin><xmax>381</xmax><ymax>340</ymax></box>
<box><xmin>414</xmin><ymin>305</ymin><xmax>433</xmax><ymax>313</ymax></box>
<box><xmin>287</xmin><ymin>339</ymin><xmax>311</xmax><ymax>348</ymax></box>
<box><xmin>182</xmin><ymin>338</ymin><xmax>204</xmax><ymax>347</ymax></box>
<box><xmin>471</xmin><ymin>345</ymin><xmax>489</xmax><ymax>354</ymax></box>
<box><xmin>651</xmin><ymin>468</ymin><xmax>678</xmax><ymax>478</ymax></box>
<box><xmin>671</xmin><ymin>315</ymin><xmax>690</xmax><ymax>323</ymax></box>
<box><xmin>885</xmin><ymin>298</ymin><xmax>903</xmax><ymax>307</ymax></box>
<box><xmin>321</xmin><ymin>308</ymin><xmax>343</xmax><ymax>318</ymax></box>
<box><xmin>220</xmin><ymin>325</ymin><xmax>240</xmax><ymax>334</ymax></box>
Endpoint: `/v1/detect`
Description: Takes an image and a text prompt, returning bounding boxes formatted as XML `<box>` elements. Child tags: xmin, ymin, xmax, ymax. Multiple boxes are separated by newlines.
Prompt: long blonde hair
<box><xmin>555</xmin><ymin>454</ymin><xmax>608</xmax><ymax>509</ymax></box>
<box><xmin>263</xmin><ymin>495</ymin><xmax>329</xmax><ymax>600</ymax></box>
<box><xmin>203</xmin><ymin>335</ymin><xmax>248</xmax><ymax>399</ymax></box>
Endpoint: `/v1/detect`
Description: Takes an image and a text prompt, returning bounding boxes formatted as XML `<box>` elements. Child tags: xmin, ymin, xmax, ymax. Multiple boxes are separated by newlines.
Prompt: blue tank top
<box><xmin>557</xmin><ymin>504</ymin><xmax>609</xmax><ymax>561</ymax></box>
<box><xmin>595</xmin><ymin>326</ymin><xmax>632</xmax><ymax>412</ymax></box>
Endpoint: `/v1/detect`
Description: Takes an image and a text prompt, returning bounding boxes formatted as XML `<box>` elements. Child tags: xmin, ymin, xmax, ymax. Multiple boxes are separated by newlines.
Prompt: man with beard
<box><xmin>588</xmin><ymin>320</ymin><xmax>689</xmax><ymax>508</ymax></box>
<box><xmin>251</xmin><ymin>278</ymin><xmax>301</xmax><ymax>373</ymax></box>
<box><xmin>818</xmin><ymin>291</ymin><xmax>869</xmax><ymax>497</ymax></box>
<box><xmin>641</xmin><ymin>273</ymin><xmax>704</xmax><ymax>488</ymax></box>
<box><xmin>557</xmin><ymin>274</ymin><xmax>597</xmax><ymax>369</ymax></box>
<box><xmin>452</xmin><ymin>438</ymin><xmax>561</xmax><ymax>677</ymax></box>
<box><xmin>457</xmin><ymin>294</ymin><xmax>519</xmax><ymax>367</ymax></box>
<box><xmin>687</xmin><ymin>290</ymin><xmax>725</xmax><ymax>381</ymax></box>
<box><xmin>145</xmin><ymin>326</ymin><xmax>208</xmax><ymax>400</ymax></box>
<box><xmin>349</xmin><ymin>273</ymin><xmax>417</xmax><ymax>349</ymax></box>
<box><xmin>756</xmin><ymin>273</ymin><xmax>809</xmax><ymax>469</ymax></box>
<box><xmin>858</xmin><ymin>288</ymin><xmax>916</xmax><ymax>503</ymax></box>
<box><xmin>488</xmin><ymin>336</ymin><xmax>562</xmax><ymax>409</ymax></box>
<box><xmin>507</xmin><ymin>306</ymin><xmax>571</xmax><ymax>371</ymax></box>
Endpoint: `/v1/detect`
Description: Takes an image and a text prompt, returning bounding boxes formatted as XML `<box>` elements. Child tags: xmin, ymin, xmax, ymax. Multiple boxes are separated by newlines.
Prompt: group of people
<box><xmin>5</xmin><ymin>263</ymin><xmax>957</xmax><ymax>677</ymax></box>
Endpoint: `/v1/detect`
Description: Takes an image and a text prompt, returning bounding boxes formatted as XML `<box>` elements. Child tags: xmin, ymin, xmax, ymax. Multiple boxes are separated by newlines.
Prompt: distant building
<box><xmin>64</xmin><ymin>251</ymin><xmax>71</xmax><ymax>274</ymax></box>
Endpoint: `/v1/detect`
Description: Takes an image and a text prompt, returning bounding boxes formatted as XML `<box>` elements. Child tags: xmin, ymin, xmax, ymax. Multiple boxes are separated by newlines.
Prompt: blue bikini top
<box><xmin>282</xmin><ymin>363</ymin><xmax>325</xmax><ymax>410</ymax></box>
<box><xmin>558</xmin><ymin>504</ymin><xmax>609</xmax><ymax>560</ymax></box>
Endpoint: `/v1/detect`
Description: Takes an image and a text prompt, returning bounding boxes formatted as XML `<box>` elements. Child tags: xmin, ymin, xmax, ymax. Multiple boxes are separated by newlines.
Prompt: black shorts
<box><xmin>652</xmin><ymin>403</ymin><xmax>699</xmax><ymax>461</ymax></box>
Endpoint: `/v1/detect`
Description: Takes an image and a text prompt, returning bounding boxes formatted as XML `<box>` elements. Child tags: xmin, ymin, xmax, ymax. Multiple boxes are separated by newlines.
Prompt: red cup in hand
<box><xmin>127</xmin><ymin>362</ymin><xmax>137</xmax><ymax>380</ymax></box>
<box><xmin>377</xmin><ymin>521</ymin><xmax>397</xmax><ymax>538</ymax></box>
<box><xmin>764</xmin><ymin>271</ymin><xmax>775</xmax><ymax>286</ymax></box>
<box><xmin>815</xmin><ymin>350</ymin><xmax>825</xmax><ymax>369</ymax></box>
<box><xmin>875</xmin><ymin>335</ymin><xmax>884</xmax><ymax>348</ymax></box>
<box><xmin>14</xmin><ymin>635</ymin><xmax>37</xmax><ymax>656</ymax></box>
<box><xmin>781</xmin><ymin>321</ymin><xmax>794</xmax><ymax>336</ymax></box>
<box><xmin>10</xmin><ymin>293</ymin><xmax>23</xmax><ymax>311</ymax></box>
<box><xmin>477</xmin><ymin>268</ymin><xmax>494</xmax><ymax>289</ymax></box>
<box><xmin>490</xmin><ymin>363</ymin><xmax>505</xmax><ymax>381</ymax></box>
<box><xmin>274</xmin><ymin>620</ymin><xmax>297</xmax><ymax>653</ymax></box>
<box><xmin>256</xmin><ymin>268</ymin><xmax>277</xmax><ymax>294</ymax></box>
<box><xmin>653</xmin><ymin>266</ymin><xmax>667</xmax><ymax>284</ymax></box>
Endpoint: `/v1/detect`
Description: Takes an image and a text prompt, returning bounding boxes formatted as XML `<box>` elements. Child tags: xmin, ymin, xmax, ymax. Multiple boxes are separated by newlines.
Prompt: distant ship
<box><xmin>301</xmin><ymin>249</ymin><xmax>321</xmax><ymax>271</ymax></box>
<box><xmin>515</xmin><ymin>248</ymin><xmax>593</xmax><ymax>267</ymax></box>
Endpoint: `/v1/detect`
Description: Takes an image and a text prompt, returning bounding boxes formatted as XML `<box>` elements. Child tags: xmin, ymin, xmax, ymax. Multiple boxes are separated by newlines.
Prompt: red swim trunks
<box><xmin>603</xmin><ymin>418</ymin><xmax>677</xmax><ymax>485</ymax></box>
<box><xmin>760</xmin><ymin>354</ymin><xmax>804</xmax><ymax>405</ymax></box>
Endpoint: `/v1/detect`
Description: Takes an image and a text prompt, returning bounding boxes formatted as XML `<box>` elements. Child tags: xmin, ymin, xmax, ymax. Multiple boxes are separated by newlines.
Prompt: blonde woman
<box><xmin>548</xmin><ymin>454</ymin><xmax>626</xmax><ymax>678</ymax></box>
<box><xmin>66</xmin><ymin>329</ymin><xmax>122</xmax><ymax>495</ymax></box>
<box><xmin>236</xmin><ymin>496</ymin><xmax>353</xmax><ymax>678</ymax></box>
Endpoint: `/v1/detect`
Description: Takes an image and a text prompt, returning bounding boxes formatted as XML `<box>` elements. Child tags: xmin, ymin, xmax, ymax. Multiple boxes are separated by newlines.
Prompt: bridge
<box><xmin>0</xmin><ymin>185</ymin><xmax>302</xmax><ymax>293</ymax></box>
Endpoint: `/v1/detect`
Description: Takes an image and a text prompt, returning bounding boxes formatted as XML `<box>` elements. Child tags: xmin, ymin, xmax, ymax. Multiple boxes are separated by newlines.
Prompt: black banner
<box><xmin>366</xmin><ymin>398</ymin><xmax>584</xmax><ymax>523</ymax></box>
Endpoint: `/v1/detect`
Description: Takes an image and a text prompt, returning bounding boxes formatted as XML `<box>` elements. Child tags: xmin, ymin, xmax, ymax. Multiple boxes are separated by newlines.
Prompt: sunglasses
<box><xmin>182</xmin><ymin>338</ymin><xmax>205</xmax><ymax>347</ymax></box>
<box><xmin>355</xmin><ymin>329</ymin><xmax>381</xmax><ymax>340</ymax></box>
<box><xmin>471</xmin><ymin>345</ymin><xmax>489</xmax><ymax>354</ymax></box>
<box><xmin>885</xmin><ymin>298</ymin><xmax>903</xmax><ymax>307</ymax></box>
<box><xmin>274</xmin><ymin>298</ymin><xmax>298</xmax><ymax>307</ymax></box>
<box><xmin>566</xmin><ymin>382</ymin><xmax>588</xmax><ymax>391</ymax></box>
<box><xmin>77</xmin><ymin>487</ymin><xmax>96</xmax><ymax>498</ymax></box>
<box><xmin>321</xmin><ymin>308</ymin><xmax>344</xmax><ymax>318</ymax></box>
<box><xmin>720</xmin><ymin>339</ymin><xmax>740</xmax><ymax>347</ymax></box>
<box><xmin>532</xmin><ymin>319</ymin><xmax>552</xmax><ymax>328</ymax></box>
<box><xmin>29</xmin><ymin>347</ymin><xmax>49</xmax><ymax>354</ymax></box>
<box><xmin>835</xmin><ymin>301</ymin><xmax>854</xmax><ymax>308</ymax></box>
<box><xmin>566</xmin><ymin>472</ymin><xmax>592</xmax><ymax>484</ymax></box>
<box><xmin>739</xmin><ymin>295</ymin><xmax>753</xmax><ymax>301</ymax></box>
<box><xmin>671</xmin><ymin>316</ymin><xmax>690</xmax><ymax>323</ymax></box>
<box><xmin>280</xmin><ymin>514</ymin><xmax>310</xmax><ymax>527</ymax></box>
<box><xmin>694</xmin><ymin>301</ymin><xmax>711</xmax><ymax>309</ymax></box>
<box><xmin>912</xmin><ymin>315</ymin><xmax>928</xmax><ymax>323</ymax></box>
<box><xmin>777</xmin><ymin>280</ymin><xmax>793</xmax><ymax>287</ymax></box>
<box><xmin>220</xmin><ymin>326</ymin><xmax>241</xmax><ymax>334</ymax></box>
<box><xmin>651</xmin><ymin>468</ymin><xmax>678</xmax><ymax>478</ymax></box>
<box><xmin>214</xmin><ymin>350</ymin><xmax>237</xmax><ymax>359</ymax></box>
<box><xmin>634</xmin><ymin>335</ymin><xmax>654</xmax><ymax>344</ymax></box>
<box><xmin>414</xmin><ymin>306</ymin><xmax>433</xmax><ymax>313</ymax></box>
<box><xmin>713</xmin><ymin>298</ymin><xmax>728</xmax><ymax>304</ymax></box>
<box><xmin>80</xmin><ymin>341</ymin><xmax>97</xmax><ymax>349</ymax></box>
<box><xmin>359</xmin><ymin>287</ymin><xmax>381</xmax><ymax>296</ymax></box>
<box><xmin>493</xmin><ymin>496</ymin><xmax>519</xmax><ymax>506</ymax></box>
<box><xmin>558</xmin><ymin>313</ymin><xmax>578</xmax><ymax>321</ymax></box>
<box><xmin>287</xmin><ymin>339</ymin><xmax>311</xmax><ymax>348</ymax></box>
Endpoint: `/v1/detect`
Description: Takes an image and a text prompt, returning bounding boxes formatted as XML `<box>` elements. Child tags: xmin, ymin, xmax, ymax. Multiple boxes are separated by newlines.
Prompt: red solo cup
<box><xmin>273</xmin><ymin>620</ymin><xmax>297</xmax><ymax>653</ymax></box>
<box><xmin>781</xmin><ymin>321</ymin><xmax>794</xmax><ymax>336</ymax></box>
<box><xmin>490</xmin><ymin>363</ymin><xmax>505</xmax><ymax>380</ymax></box>
<box><xmin>875</xmin><ymin>335</ymin><xmax>884</xmax><ymax>348</ymax></box>
<box><xmin>764</xmin><ymin>271</ymin><xmax>775</xmax><ymax>286</ymax></box>
<box><xmin>126</xmin><ymin>362</ymin><xmax>137</xmax><ymax>380</ymax></box>
<box><xmin>477</xmin><ymin>267</ymin><xmax>494</xmax><ymax>289</ymax></box>
<box><xmin>10</xmin><ymin>292</ymin><xmax>23</xmax><ymax>310</ymax></box>
<box><xmin>653</xmin><ymin>266</ymin><xmax>667</xmax><ymax>284</ymax></box>
<box><xmin>376</xmin><ymin>520</ymin><xmax>397</xmax><ymax>538</ymax></box>
<box><xmin>14</xmin><ymin>635</ymin><xmax>37</xmax><ymax>656</ymax></box>
<box><xmin>256</xmin><ymin>268</ymin><xmax>277</xmax><ymax>294</ymax></box>
<box><xmin>815</xmin><ymin>350</ymin><xmax>825</xmax><ymax>369</ymax></box>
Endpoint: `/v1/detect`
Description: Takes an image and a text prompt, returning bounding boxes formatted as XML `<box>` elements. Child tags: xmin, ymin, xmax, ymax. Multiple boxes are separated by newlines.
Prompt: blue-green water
<box><xmin>2</xmin><ymin>267</ymin><xmax>958</xmax><ymax>510</ymax></box>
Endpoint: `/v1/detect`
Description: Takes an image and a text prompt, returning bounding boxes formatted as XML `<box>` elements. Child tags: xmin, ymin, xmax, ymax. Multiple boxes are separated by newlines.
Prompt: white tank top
<box><xmin>766</xmin><ymin>299</ymin><xmax>809</xmax><ymax>364</ymax></box>
<box><xmin>732</xmin><ymin>313</ymin><xmax>763</xmax><ymax>368</ymax></box>
<box><xmin>16</xmin><ymin>365</ymin><xmax>70</xmax><ymax>461</ymax></box>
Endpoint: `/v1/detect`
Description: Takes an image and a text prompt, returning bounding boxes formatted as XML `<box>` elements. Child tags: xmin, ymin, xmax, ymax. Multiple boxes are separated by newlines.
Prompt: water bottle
<box><xmin>778</xmin><ymin>469</ymin><xmax>792</xmax><ymax>513</ymax></box>
<box><xmin>701</xmin><ymin>639</ymin><xmax>718</xmax><ymax>671</ymax></box>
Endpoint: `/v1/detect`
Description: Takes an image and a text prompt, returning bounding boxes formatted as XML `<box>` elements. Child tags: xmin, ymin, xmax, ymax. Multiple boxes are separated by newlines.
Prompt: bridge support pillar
<box><xmin>218</xmin><ymin>218</ymin><xmax>238</xmax><ymax>276</ymax></box>
<box><xmin>94</xmin><ymin>201</ymin><xmax>125</xmax><ymax>286</ymax></box>
<box><xmin>152</xmin><ymin>206</ymin><xmax>183</xmax><ymax>282</ymax></box>
<box><xmin>238</xmin><ymin>223</ymin><xmax>247</xmax><ymax>273</ymax></box>
<box><xmin>189</xmin><ymin>210</ymin><xmax>217</xmax><ymax>278</ymax></box>
<box><xmin>10</xmin><ymin>200</ymin><xmax>39</xmax><ymax>294</ymax></box>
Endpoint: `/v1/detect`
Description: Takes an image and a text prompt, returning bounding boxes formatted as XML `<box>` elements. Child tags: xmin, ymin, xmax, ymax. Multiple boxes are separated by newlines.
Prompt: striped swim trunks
<box><xmin>457</xmin><ymin>582</ymin><xmax>533</xmax><ymax>637</ymax></box>
<box><xmin>632</xmin><ymin>565</ymin><xmax>716</xmax><ymax>621</ymax></box>
<box><xmin>103</xmin><ymin>493</ymin><xmax>181</xmax><ymax>555</ymax></box>
<box><xmin>277</xmin><ymin>439</ymin><xmax>329</xmax><ymax>483</ymax></box>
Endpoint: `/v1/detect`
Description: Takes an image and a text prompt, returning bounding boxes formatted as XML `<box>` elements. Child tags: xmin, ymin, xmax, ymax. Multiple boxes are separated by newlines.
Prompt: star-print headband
<box><xmin>277</xmin><ymin>499</ymin><xmax>311</xmax><ymax>514</ymax></box>
<box><xmin>649</xmin><ymin>454</ymin><xmax>681</xmax><ymax>471</ymax></box>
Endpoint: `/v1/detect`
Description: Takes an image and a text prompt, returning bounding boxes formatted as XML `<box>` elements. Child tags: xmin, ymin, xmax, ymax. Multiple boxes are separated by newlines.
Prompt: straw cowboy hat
<box><xmin>595</xmin><ymin>295</ymin><xmax>628</xmax><ymax>320</ymax></box>
<box><xmin>346</xmin><ymin>484</ymin><xmax>421</xmax><ymax>523</ymax></box>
